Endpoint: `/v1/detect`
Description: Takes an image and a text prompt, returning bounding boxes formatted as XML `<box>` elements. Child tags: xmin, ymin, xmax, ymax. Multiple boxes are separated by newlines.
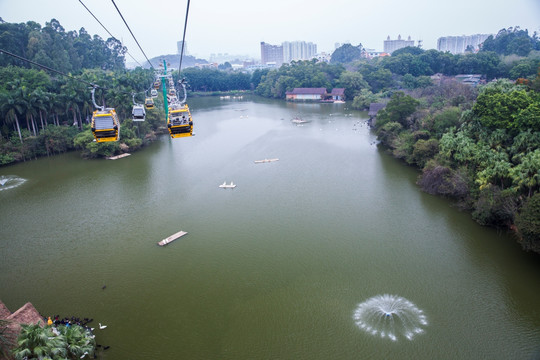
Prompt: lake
<box><xmin>1</xmin><ymin>95</ymin><xmax>539</xmax><ymax>359</ymax></box>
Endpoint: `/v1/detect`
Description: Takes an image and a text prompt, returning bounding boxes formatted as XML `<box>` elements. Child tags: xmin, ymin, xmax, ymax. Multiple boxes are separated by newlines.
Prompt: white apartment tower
<box><xmin>282</xmin><ymin>41</ymin><xmax>318</xmax><ymax>63</ymax></box>
<box><xmin>437</xmin><ymin>34</ymin><xmax>492</xmax><ymax>54</ymax></box>
<box><xmin>383</xmin><ymin>35</ymin><xmax>415</xmax><ymax>54</ymax></box>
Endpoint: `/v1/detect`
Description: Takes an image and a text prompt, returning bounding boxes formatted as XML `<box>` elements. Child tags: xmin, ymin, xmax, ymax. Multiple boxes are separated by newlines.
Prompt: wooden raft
<box><xmin>158</xmin><ymin>231</ymin><xmax>188</xmax><ymax>246</ymax></box>
<box><xmin>107</xmin><ymin>153</ymin><xmax>131</xmax><ymax>160</ymax></box>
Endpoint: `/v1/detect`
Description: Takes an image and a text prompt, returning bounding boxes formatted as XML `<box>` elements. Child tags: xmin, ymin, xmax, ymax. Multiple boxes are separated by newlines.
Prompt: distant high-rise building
<box><xmin>383</xmin><ymin>35</ymin><xmax>415</xmax><ymax>54</ymax></box>
<box><xmin>177</xmin><ymin>41</ymin><xmax>188</xmax><ymax>55</ymax></box>
<box><xmin>260</xmin><ymin>42</ymin><xmax>283</xmax><ymax>66</ymax></box>
<box><xmin>282</xmin><ymin>41</ymin><xmax>317</xmax><ymax>62</ymax></box>
<box><xmin>437</xmin><ymin>34</ymin><xmax>491</xmax><ymax>54</ymax></box>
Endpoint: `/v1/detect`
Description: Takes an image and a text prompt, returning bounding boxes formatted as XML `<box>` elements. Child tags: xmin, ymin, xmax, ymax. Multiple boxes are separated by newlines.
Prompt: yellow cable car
<box><xmin>153</xmin><ymin>80</ymin><xmax>160</xmax><ymax>89</ymax></box>
<box><xmin>145</xmin><ymin>97</ymin><xmax>154</xmax><ymax>109</ymax></box>
<box><xmin>167</xmin><ymin>104</ymin><xmax>193</xmax><ymax>138</ymax></box>
<box><xmin>91</xmin><ymin>108</ymin><xmax>120</xmax><ymax>142</ymax></box>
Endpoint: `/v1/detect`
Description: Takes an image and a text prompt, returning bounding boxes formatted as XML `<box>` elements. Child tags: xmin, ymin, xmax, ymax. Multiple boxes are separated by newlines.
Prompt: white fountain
<box><xmin>353</xmin><ymin>294</ymin><xmax>428</xmax><ymax>341</ymax></box>
<box><xmin>0</xmin><ymin>175</ymin><xmax>27</xmax><ymax>191</ymax></box>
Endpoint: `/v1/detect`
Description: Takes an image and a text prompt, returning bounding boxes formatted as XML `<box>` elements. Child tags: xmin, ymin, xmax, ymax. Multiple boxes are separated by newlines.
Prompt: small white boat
<box><xmin>291</xmin><ymin>118</ymin><xmax>307</xmax><ymax>124</ymax></box>
<box><xmin>254</xmin><ymin>158</ymin><xmax>279</xmax><ymax>164</ymax></box>
<box><xmin>219</xmin><ymin>181</ymin><xmax>236</xmax><ymax>189</ymax></box>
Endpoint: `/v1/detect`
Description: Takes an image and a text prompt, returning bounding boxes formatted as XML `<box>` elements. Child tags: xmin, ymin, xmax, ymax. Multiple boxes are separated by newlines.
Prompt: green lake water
<box><xmin>1</xmin><ymin>96</ymin><xmax>539</xmax><ymax>359</ymax></box>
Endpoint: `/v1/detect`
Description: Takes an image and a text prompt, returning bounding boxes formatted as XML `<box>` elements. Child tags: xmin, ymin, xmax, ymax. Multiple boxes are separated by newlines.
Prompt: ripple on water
<box><xmin>0</xmin><ymin>175</ymin><xmax>27</xmax><ymax>191</ymax></box>
<box><xmin>353</xmin><ymin>294</ymin><xmax>428</xmax><ymax>341</ymax></box>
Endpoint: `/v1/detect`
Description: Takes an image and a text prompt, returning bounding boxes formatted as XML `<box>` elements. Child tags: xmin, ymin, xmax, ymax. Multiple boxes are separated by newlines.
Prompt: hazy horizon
<box><xmin>1</xmin><ymin>0</ymin><xmax>539</xmax><ymax>62</ymax></box>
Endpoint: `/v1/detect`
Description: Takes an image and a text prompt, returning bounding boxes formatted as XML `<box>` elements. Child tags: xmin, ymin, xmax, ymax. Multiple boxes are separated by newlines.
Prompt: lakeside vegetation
<box><xmin>0</xmin><ymin>19</ymin><xmax>539</xmax><ymax>255</ymax></box>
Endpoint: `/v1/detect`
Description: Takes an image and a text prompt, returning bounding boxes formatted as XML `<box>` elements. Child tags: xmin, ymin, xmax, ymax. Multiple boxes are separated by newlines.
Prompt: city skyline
<box><xmin>0</xmin><ymin>0</ymin><xmax>538</xmax><ymax>62</ymax></box>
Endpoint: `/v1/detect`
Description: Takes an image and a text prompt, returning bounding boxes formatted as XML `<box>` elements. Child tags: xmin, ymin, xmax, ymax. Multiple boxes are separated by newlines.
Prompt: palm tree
<box><xmin>58</xmin><ymin>325</ymin><xmax>95</xmax><ymax>359</ymax></box>
<box><xmin>0</xmin><ymin>92</ymin><xmax>24</xmax><ymax>142</ymax></box>
<box><xmin>12</xmin><ymin>323</ymin><xmax>67</xmax><ymax>360</ymax></box>
<box><xmin>31</xmin><ymin>89</ymin><xmax>50</xmax><ymax>131</ymax></box>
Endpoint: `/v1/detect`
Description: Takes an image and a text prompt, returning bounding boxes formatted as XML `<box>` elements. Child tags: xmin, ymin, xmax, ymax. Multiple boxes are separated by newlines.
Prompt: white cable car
<box><xmin>132</xmin><ymin>105</ymin><xmax>146</xmax><ymax>122</ymax></box>
<box><xmin>150</xmin><ymin>89</ymin><xmax>158</xmax><ymax>98</ymax></box>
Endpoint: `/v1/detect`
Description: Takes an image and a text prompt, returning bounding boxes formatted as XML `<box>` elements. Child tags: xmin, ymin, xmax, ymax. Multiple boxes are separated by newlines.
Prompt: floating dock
<box><xmin>107</xmin><ymin>153</ymin><xmax>131</xmax><ymax>160</ymax></box>
<box><xmin>254</xmin><ymin>158</ymin><xmax>279</xmax><ymax>164</ymax></box>
<box><xmin>158</xmin><ymin>231</ymin><xmax>188</xmax><ymax>246</ymax></box>
<box><xmin>219</xmin><ymin>181</ymin><xmax>237</xmax><ymax>189</ymax></box>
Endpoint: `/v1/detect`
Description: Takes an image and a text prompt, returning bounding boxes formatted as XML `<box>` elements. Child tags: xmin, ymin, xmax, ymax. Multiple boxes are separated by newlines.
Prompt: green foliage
<box><xmin>255</xmin><ymin>60</ymin><xmax>345</xmax><ymax>98</ymax></box>
<box><xmin>515</xmin><ymin>193</ymin><xmax>540</xmax><ymax>252</ymax></box>
<box><xmin>472</xmin><ymin>186</ymin><xmax>517</xmax><ymax>226</ymax></box>
<box><xmin>412</xmin><ymin>138</ymin><xmax>439</xmax><ymax>167</ymax></box>
<box><xmin>330</xmin><ymin>44</ymin><xmax>363</xmax><ymax>64</ymax></box>
<box><xmin>336</xmin><ymin>71</ymin><xmax>369</xmax><ymax>99</ymax></box>
<box><xmin>481</xmin><ymin>27</ymin><xmax>540</xmax><ymax>56</ymax></box>
<box><xmin>360</xmin><ymin>66</ymin><xmax>394</xmax><ymax>93</ymax></box>
<box><xmin>351</xmin><ymin>89</ymin><xmax>383</xmax><ymax>110</ymax></box>
<box><xmin>401</xmin><ymin>74</ymin><xmax>433</xmax><ymax>89</ymax></box>
<box><xmin>430</xmin><ymin>107</ymin><xmax>463</xmax><ymax>138</ymax></box>
<box><xmin>12</xmin><ymin>323</ymin><xmax>95</xmax><ymax>360</ymax></box>
<box><xmin>12</xmin><ymin>323</ymin><xmax>66</xmax><ymax>360</ymax></box>
<box><xmin>375</xmin><ymin>92</ymin><xmax>419</xmax><ymax>128</ymax></box>
<box><xmin>180</xmin><ymin>67</ymin><xmax>251</xmax><ymax>92</ymax></box>
<box><xmin>57</xmin><ymin>324</ymin><xmax>95</xmax><ymax>359</ymax></box>
<box><xmin>417</xmin><ymin>161</ymin><xmax>469</xmax><ymax>198</ymax></box>
<box><xmin>0</xmin><ymin>19</ymin><xmax>126</xmax><ymax>71</ymax></box>
<box><xmin>472</xmin><ymin>83</ymin><xmax>540</xmax><ymax>133</ymax></box>
<box><xmin>376</xmin><ymin>121</ymin><xmax>402</xmax><ymax>147</ymax></box>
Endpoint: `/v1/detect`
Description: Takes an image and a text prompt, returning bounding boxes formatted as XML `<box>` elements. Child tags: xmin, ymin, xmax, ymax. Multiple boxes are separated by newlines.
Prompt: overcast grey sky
<box><xmin>1</xmin><ymin>0</ymin><xmax>539</xmax><ymax>61</ymax></box>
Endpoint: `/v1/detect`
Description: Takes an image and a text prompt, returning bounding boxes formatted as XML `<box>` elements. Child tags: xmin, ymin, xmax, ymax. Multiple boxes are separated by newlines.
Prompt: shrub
<box><xmin>515</xmin><ymin>193</ymin><xmax>540</xmax><ymax>253</ymax></box>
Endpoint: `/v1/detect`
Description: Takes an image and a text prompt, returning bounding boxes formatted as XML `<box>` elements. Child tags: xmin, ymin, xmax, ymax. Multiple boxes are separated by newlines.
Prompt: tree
<box><xmin>336</xmin><ymin>71</ymin><xmax>368</xmax><ymax>99</ymax></box>
<box><xmin>515</xmin><ymin>193</ymin><xmax>540</xmax><ymax>253</ymax></box>
<box><xmin>58</xmin><ymin>324</ymin><xmax>95</xmax><ymax>359</ymax></box>
<box><xmin>12</xmin><ymin>323</ymin><xmax>67</xmax><ymax>360</ymax></box>
<box><xmin>375</xmin><ymin>91</ymin><xmax>419</xmax><ymax>128</ymax></box>
<box><xmin>330</xmin><ymin>43</ymin><xmax>363</xmax><ymax>64</ymax></box>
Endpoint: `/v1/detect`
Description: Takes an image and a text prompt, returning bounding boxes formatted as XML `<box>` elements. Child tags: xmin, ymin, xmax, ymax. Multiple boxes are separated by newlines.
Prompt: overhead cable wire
<box><xmin>0</xmin><ymin>48</ymin><xmax>151</xmax><ymax>99</ymax></box>
<box><xmin>178</xmin><ymin>0</ymin><xmax>191</xmax><ymax>73</ymax></box>
<box><xmin>0</xmin><ymin>48</ymin><xmax>99</xmax><ymax>88</ymax></box>
<box><xmin>78</xmin><ymin>0</ymin><xmax>143</xmax><ymax>68</ymax></box>
<box><xmin>110</xmin><ymin>0</ymin><xmax>155</xmax><ymax>69</ymax></box>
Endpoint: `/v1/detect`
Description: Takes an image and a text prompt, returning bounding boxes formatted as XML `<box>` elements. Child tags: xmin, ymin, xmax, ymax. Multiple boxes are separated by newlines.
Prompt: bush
<box><xmin>472</xmin><ymin>185</ymin><xmax>517</xmax><ymax>227</ymax></box>
<box><xmin>417</xmin><ymin>162</ymin><xmax>469</xmax><ymax>198</ymax></box>
<box><xmin>515</xmin><ymin>193</ymin><xmax>540</xmax><ymax>253</ymax></box>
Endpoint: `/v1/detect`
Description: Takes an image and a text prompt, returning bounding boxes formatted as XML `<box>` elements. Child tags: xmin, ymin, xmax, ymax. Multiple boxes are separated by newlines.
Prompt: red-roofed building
<box><xmin>330</xmin><ymin>88</ymin><xmax>345</xmax><ymax>101</ymax></box>
<box><xmin>286</xmin><ymin>88</ymin><xmax>327</xmax><ymax>101</ymax></box>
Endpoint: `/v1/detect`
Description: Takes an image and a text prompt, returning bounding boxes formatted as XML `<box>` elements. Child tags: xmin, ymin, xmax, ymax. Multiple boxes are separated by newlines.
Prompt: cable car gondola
<box><xmin>153</xmin><ymin>80</ymin><xmax>160</xmax><ymax>89</ymax></box>
<box><xmin>150</xmin><ymin>89</ymin><xmax>158</xmax><ymax>98</ymax></box>
<box><xmin>167</xmin><ymin>103</ymin><xmax>193</xmax><ymax>138</ymax></box>
<box><xmin>145</xmin><ymin>97</ymin><xmax>154</xmax><ymax>109</ymax></box>
<box><xmin>91</xmin><ymin>108</ymin><xmax>120</xmax><ymax>142</ymax></box>
<box><xmin>132</xmin><ymin>93</ymin><xmax>146</xmax><ymax>121</ymax></box>
<box><xmin>132</xmin><ymin>105</ymin><xmax>146</xmax><ymax>122</ymax></box>
<box><xmin>90</xmin><ymin>87</ymin><xmax>120</xmax><ymax>142</ymax></box>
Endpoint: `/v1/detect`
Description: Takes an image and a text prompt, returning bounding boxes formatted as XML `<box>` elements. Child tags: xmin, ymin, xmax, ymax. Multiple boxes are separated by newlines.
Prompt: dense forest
<box><xmin>0</xmin><ymin>20</ymin><xmax>539</xmax><ymax>253</ymax></box>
